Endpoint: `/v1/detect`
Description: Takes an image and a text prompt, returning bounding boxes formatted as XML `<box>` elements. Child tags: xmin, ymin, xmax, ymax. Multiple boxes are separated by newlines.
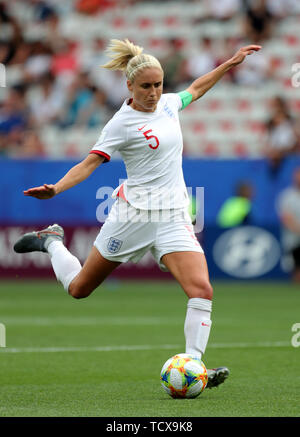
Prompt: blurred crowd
<box><xmin>0</xmin><ymin>0</ymin><xmax>299</xmax><ymax>159</ymax></box>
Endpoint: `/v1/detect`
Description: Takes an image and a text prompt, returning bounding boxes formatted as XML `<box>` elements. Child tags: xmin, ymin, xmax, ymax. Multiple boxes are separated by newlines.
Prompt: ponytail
<box><xmin>101</xmin><ymin>38</ymin><xmax>163</xmax><ymax>82</ymax></box>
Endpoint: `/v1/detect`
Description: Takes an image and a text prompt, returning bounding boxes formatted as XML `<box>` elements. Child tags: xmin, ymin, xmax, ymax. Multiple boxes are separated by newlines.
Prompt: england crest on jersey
<box><xmin>107</xmin><ymin>237</ymin><xmax>123</xmax><ymax>254</ymax></box>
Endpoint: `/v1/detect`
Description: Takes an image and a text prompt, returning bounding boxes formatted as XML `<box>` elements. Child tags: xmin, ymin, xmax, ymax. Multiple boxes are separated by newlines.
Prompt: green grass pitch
<box><xmin>0</xmin><ymin>279</ymin><xmax>299</xmax><ymax>417</ymax></box>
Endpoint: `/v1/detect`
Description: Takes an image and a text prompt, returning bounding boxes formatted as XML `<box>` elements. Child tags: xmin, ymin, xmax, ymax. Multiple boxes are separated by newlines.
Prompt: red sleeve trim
<box><xmin>89</xmin><ymin>150</ymin><xmax>111</xmax><ymax>162</ymax></box>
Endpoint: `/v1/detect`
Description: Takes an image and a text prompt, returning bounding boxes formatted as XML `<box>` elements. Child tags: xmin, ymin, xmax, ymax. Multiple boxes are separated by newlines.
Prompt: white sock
<box><xmin>47</xmin><ymin>241</ymin><xmax>82</xmax><ymax>292</ymax></box>
<box><xmin>184</xmin><ymin>297</ymin><xmax>212</xmax><ymax>359</ymax></box>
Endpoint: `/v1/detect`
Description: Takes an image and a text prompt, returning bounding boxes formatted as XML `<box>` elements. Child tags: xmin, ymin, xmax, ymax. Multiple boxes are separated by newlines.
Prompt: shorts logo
<box><xmin>107</xmin><ymin>237</ymin><xmax>123</xmax><ymax>254</ymax></box>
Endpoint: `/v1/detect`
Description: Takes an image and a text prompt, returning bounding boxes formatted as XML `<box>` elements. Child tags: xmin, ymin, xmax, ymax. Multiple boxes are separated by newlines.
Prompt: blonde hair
<box><xmin>101</xmin><ymin>38</ymin><xmax>163</xmax><ymax>82</ymax></box>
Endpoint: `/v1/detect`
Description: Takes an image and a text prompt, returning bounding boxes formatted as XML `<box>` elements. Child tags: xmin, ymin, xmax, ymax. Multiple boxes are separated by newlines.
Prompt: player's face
<box><xmin>127</xmin><ymin>67</ymin><xmax>163</xmax><ymax>113</ymax></box>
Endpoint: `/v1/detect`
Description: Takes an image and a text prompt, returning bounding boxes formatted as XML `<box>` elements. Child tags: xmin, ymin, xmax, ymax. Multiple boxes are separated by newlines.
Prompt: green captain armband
<box><xmin>178</xmin><ymin>90</ymin><xmax>193</xmax><ymax>110</ymax></box>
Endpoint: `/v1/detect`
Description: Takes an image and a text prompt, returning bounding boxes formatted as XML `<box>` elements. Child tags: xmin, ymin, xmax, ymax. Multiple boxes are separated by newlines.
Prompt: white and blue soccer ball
<box><xmin>160</xmin><ymin>353</ymin><xmax>208</xmax><ymax>399</ymax></box>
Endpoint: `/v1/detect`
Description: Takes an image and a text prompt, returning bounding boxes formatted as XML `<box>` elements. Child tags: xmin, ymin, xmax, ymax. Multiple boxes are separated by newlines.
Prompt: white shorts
<box><xmin>94</xmin><ymin>198</ymin><xmax>204</xmax><ymax>271</ymax></box>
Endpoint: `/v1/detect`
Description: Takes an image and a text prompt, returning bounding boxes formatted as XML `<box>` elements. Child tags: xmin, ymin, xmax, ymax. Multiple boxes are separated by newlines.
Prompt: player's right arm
<box><xmin>23</xmin><ymin>153</ymin><xmax>105</xmax><ymax>199</ymax></box>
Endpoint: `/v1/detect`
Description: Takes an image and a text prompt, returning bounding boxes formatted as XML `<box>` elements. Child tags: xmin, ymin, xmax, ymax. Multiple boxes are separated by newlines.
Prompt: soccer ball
<box><xmin>160</xmin><ymin>353</ymin><xmax>208</xmax><ymax>399</ymax></box>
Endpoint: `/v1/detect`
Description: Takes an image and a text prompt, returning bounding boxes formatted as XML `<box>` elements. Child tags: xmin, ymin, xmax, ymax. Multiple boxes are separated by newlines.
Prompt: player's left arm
<box><xmin>185</xmin><ymin>45</ymin><xmax>262</xmax><ymax>103</ymax></box>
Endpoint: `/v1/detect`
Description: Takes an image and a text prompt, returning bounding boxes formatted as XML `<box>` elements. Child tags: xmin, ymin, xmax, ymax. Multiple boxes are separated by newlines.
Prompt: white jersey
<box><xmin>90</xmin><ymin>93</ymin><xmax>189</xmax><ymax>210</ymax></box>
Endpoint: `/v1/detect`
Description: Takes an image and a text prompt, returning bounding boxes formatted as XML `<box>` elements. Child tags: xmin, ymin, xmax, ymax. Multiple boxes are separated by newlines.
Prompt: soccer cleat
<box><xmin>13</xmin><ymin>224</ymin><xmax>64</xmax><ymax>254</ymax></box>
<box><xmin>206</xmin><ymin>367</ymin><xmax>230</xmax><ymax>389</ymax></box>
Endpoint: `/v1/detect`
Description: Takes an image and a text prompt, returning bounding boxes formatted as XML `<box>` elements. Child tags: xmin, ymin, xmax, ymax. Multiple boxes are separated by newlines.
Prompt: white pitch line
<box><xmin>0</xmin><ymin>344</ymin><xmax>179</xmax><ymax>354</ymax></box>
<box><xmin>208</xmin><ymin>341</ymin><xmax>291</xmax><ymax>349</ymax></box>
<box><xmin>0</xmin><ymin>316</ymin><xmax>180</xmax><ymax>326</ymax></box>
<box><xmin>0</xmin><ymin>341</ymin><xmax>292</xmax><ymax>354</ymax></box>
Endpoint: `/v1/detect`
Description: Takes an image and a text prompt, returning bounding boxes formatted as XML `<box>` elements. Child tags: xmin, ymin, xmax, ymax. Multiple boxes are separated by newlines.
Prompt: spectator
<box><xmin>80</xmin><ymin>37</ymin><xmax>108</xmax><ymax>86</ymax></box>
<box><xmin>277</xmin><ymin>167</ymin><xmax>300</xmax><ymax>282</ymax></box>
<box><xmin>76</xmin><ymin>0</ymin><xmax>116</xmax><ymax>14</ymax></box>
<box><xmin>76</xmin><ymin>86</ymin><xmax>111</xmax><ymax>127</ymax></box>
<box><xmin>44</xmin><ymin>10</ymin><xmax>61</xmax><ymax>42</ymax></box>
<box><xmin>0</xmin><ymin>85</ymin><xmax>28</xmax><ymax>136</ymax></box>
<box><xmin>51</xmin><ymin>38</ymin><xmax>79</xmax><ymax>87</ymax></box>
<box><xmin>266</xmin><ymin>0</ymin><xmax>300</xmax><ymax>19</ymax></box>
<box><xmin>243</xmin><ymin>0</ymin><xmax>275</xmax><ymax>44</ymax></box>
<box><xmin>266</xmin><ymin>0</ymin><xmax>288</xmax><ymax>19</ymax></box>
<box><xmin>31</xmin><ymin>0</ymin><xmax>57</xmax><ymax>22</ymax></box>
<box><xmin>80</xmin><ymin>37</ymin><xmax>128</xmax><ymax>110</ymax></box>
<box><xmin>6</xmin><ymin>38</ymin><xmax>32</xmax><ymax>70</ymax></box>
<box><xmin>23</xmin><ymin>41</ymin><xmax>53</xmax><ymax>83</ymax></box>
<box><xmin>263</xmin><ymin>97</ymin><xmax>299</xmax><ymax>175</ymax></box>
<box><xmin>29</xmin><ymin>73</ymin><xmax>65</xmax><ymax>127</ymax></box>
<box><xmin>60</xmin><ymin>72</ymin><xmax>95</xmax><ymax>127</ymax></box>
<box><xmin>97</xmin><ymin>69</ymin><xmax>129</xmax><ymax>111</ymax></box>
<box><xmin>160</xmin><ymin>38</ymin><xmax>188</xmax><ymax>92</ymax></box>
<box><xmin>11</xmin><ymin>130</ymin><xmax>46</xmax><ymax>158</ymax></box>
<box><xmin>205</xmin><ymin>0</ymin><xmax>242</xmax><ymax>21</ymax></box>
<box><xmin>185</xmin><ymin>38</ymin><xmax>218</xmax><ymax>81</ymax></box>
<box><xmin>0</xmin><ymin>1</ymin><xmax>24</xmax><ymax>65</ymax></box>
<box><xmin>217</xmin><ymin>182</ymin><xmax>254</xmax><ymax>228</ymax></box>
<box><xmin>235</xmin><ymin>43</ymin><xmax>273</xmax><ymax>85</ymax></box>
<box><xmin>0</xmin><ymin>85</ymin><xmax>29</xmax><ymax>155</ymax></box>
<box><xmin>0</xmin><ymin>41</ymin><xmax>10</xmax><ymax>65</ymax></box>
<box><xmin>194</xmin><ymin>0</ymin><xmax>241</xmax><ymax>23</ymax></box>
<box><xmin>216</xmin><ymin>37</ymin><xmax>240</xmax><ymax>83</ymax></box>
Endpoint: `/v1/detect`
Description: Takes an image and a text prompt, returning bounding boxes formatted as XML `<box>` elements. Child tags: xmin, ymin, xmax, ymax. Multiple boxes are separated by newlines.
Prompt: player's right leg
<box><xmin>13</xmin><ymin>224</ymin><xmax>120</xmax><ymax>298</ymax></box>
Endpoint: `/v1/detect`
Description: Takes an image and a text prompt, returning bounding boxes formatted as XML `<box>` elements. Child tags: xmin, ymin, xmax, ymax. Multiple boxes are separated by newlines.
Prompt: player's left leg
<box><xmin>67</xmin><ymin>246</ymin><xmax>120</xmax><ymax>299</ymax></box>
<box><xmin>14</xmin><ymin>224</ymin><xmax>120</xmax><ymax>298</ymax></box>
<box><xmin>161</xmin><ymin>251</ymin><xmax>229</xmax><ymax>388</ymax></box>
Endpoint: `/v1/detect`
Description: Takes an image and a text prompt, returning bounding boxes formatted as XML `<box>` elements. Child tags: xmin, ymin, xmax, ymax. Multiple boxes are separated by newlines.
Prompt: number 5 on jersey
<box><xmin>139</xmin><ymin>126</ymin><xmax>160</xmax><ymax>149</ymax></box>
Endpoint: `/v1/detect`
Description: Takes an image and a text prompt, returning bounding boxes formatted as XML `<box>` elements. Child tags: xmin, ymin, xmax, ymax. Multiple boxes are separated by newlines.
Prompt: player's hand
<box><xmin>230</xmin><ymin>45</ymin><xmax>262</xmax><ymax>66</ymax></box>
<box><xmin>23</xmin><ymin>184</ymin><xmax>57</xmax><ymax>199</ymax></box>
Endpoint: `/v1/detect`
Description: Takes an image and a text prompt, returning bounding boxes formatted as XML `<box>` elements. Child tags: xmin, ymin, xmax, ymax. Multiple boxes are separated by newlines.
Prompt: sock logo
<box><xmin>201</xmin><ymin>322</ymin><xmax>210</xmax><ymax>327</ymax></box>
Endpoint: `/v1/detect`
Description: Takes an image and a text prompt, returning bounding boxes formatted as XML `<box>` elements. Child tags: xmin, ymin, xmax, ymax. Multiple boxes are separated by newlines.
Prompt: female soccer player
<box><xmin>14</xmin><ymin>39</ymin><xmax>261</xmax><ymax>388</ymax></box>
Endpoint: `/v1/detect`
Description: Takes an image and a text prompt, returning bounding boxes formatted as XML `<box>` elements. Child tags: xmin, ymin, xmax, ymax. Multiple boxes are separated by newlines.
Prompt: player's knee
<box><xmin>68</xmin><ymin>282</ymin><xmax>91</xmax><ymax>299</ymax></box>
<box><xmin>187</xmin><ymin>278</ymin><xmax>213</xmax><ymax>300</ymax></box>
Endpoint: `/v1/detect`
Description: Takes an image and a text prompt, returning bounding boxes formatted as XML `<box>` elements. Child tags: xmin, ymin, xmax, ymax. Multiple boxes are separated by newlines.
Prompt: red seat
<box><xmin>192</xmin><ymin>121</ymin><xmax>206</xmax><ymax>133</ymax></box>
<box><xmin>282</xmin><ymin>77</ymin><xmax>293</xmax><ymax>88</ymax></box>
<box><xmin>112</xmin><ymin>17</ymin><xmax>126</xmax><ymax>28</ymax></box>
<box><xmin>247</xmin><ymin>121</ymin><xmax>265</xmax><ymax>133</ymax></box>
<box><xmin>236</xmin><ymin>99</ymin><xmax>251</xmax><ymax>111</ymax></box>
<box><xmin>219</xmin><ymin>120</ymin><xmax>234</xmax><ymax>131</ymax></box>
<box><xmin>137</xmin><ymin>17</ymin><xmax>153</xmax><ymax>28</ymax></box>
<box><xmin>291</xmin><ymin>100</ymin><xmax>300</xmax><ymax>112</ymax></box>
<box><xmin>203</xmin><ymin>142</ymin><xmax>219</xmax><ymax>156</ymax></box>
<box><xmin>270</xmin><ymin>56</ymin><xmax>283</xmax><ymax>69</ymax></box>
<box><xmin>206</xmin><ymin>99</ymin><xmax>222</xmax><ymax>111</ymax></box>
<box><xmin>164</xmin><ymin>16</ymin><xmax>179</xmax><ymax>27</ymax></box>
<box><xmin>285</xmin><ymin>35</ymin><xmax>299</xmax><ymax>46</ymax></box>
<box><xmin>233</xmin><ymin>142</ymin><xmax>248</xmax><ymax>157</ymax></box>
<box><xmin>148</xmin><ymin>38</ymin><xmax>165</xmax><ymax>49</ymax></box>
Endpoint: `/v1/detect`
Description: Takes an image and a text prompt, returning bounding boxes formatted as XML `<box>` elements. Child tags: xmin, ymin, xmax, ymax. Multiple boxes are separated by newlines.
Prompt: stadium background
<box><xmin>1</xmin><ymin>0</ymin><xmax>300</xmax><ymax>280</ymax></box>
<box><xmin>0</xmin><ymin>0</ymin><xmax>300</xmax><ymax>419</ymax></box>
